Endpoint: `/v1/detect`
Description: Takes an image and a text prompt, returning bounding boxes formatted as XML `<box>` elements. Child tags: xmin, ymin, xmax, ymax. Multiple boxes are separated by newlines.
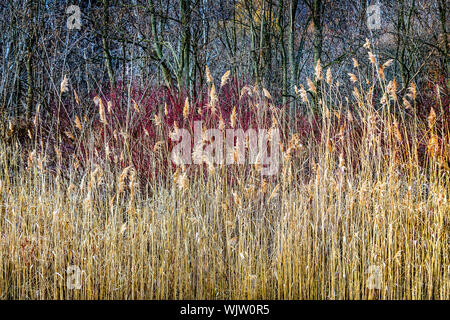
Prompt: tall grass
<box><xmin>0</xmin><ymin>51</ymin><xmax>448</xmax><ymax>299</ymax></box>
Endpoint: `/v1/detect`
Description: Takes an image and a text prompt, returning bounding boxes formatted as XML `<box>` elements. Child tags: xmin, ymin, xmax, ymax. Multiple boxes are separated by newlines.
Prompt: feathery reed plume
<box><xmin>169</xmin><ymin>126</ymin><xmax>179</xmax><ymax>142</ymax></box>
<box><xmin>352</xmin><ymin>58</ymin><xmax>359</xmax><ymax>68</ymax></box>
<box><xmin>348</xmin><ymin>73</ymin><xmax>358</xmax><ymax>83</ymax></box>
<box><xmin>209</xmin><ymin>83</ymin><xmax>217</xmax><ymax>114</ymax></box>
<box><xmin>268</xmin><ymin>115</ymin><xmax>278</xmax><ymax>142</ymax></box>
<box><xmin>205</xmin><ymin>65</ymin><xmax>213</xmax><ymax>83</ymax></box>
<box><xmin>133</xmin><ymin>99</ymin><xmax>140</xmax><ymax>113</ymax></box>
<box><xmin>240</xmin><ymin>86</ymin><xmax>249</xmax><ymax>100</ymax></box>
<box><xmin>315</xmin><ymin>59</ymin><xmax>322</xmax><ymax>80</ymax></box>
<box><xmin>94</xmin><ymin>96</ymin><xmax>108</xmax><ymax>125</ymax></box>
<box><xmin>427</xmin><ymin>133</ymin><xmax>440</xmax><ymax>157</ymax></box>
<box><xmin>428</xmin><ymin>107</ymin><xmax>436</xmax><ymax>129</ymax></box>
<box><xmin>153</xmin><ymin>140</ymin><xmax>164</xmax><ymax>153</ymax></box>
<box><xmin>73</xmin><ymin>89</ymin><xmax>80</xmax><ymax>105</ymax></box>
<box><xmin>60</xmin><ymin>75</ymin><xmax>69</xmax><ymax>94</ymax></box>
<box><xmin>386</xmin><ymin>78</ymin><xmax>398</xmax><ymax>101</ymax></box>
<box><xmin>306</xmin><ymin>78</ymin><xmax>317</xmax><ymax>94</ymax></box>
<box><xmin>33</xmin><ymin>103</ymin><xmax>40</xmax><ymax>128</ymax></box>
<box><xmin>65</xmin><ymin>130</ymin><xmax>75</xmax><ymax>140</ymax></box>
<box><xmin>379</xmin><ymin>59</ymin><xmax>393</xmax><ymax>81</ymax></box>
<box><xmin>368</xmin><ymin>51</ymin><xmax>377</xmax><ymax>65</ymax></box>
<box><xmin>263</xmin><ymin>88</ymin><xmax>272</xmax><ymax>100</ymax></box>
<box><xmin>408</xmin><ymin>82</ymin><xmax>417</xmax><ymax>101</ymax></box>
<box><xmin>219</xmin><ymin>113</ymin><xmax>225</xmax><ymax>132</ymax></box>
<box><xmin>118</xmin><ymin>166</ymin><xmax>131</xmax><ymax>194</ymax></box>
<box><xmin>378</xmin><ymin>64</ymin><xmax>386</xmax><ymax>81</ymax></box>
<box><xmin>107</xmin><ymin>101</ymin><xmax>113</xmax><ymax>114</ymax></box>
<box><xmin>326</xmin><ymin>68</ymin><xmax>332</xmax><ymax>85</ymax></box>
<box><xmin>230</xmin><ymin>106</ymin><xmax>237</xmax><ymax>128</ymax></box>
<box><xmin>183</xmin><ymin>97</ymin><xmax>190</xmax><ymax>120</ymax></box>
<box><xmin>347</xmin><ymin>109</ymin><xmax>353</xmax><ymax>122</ymax></box>
<box><xmin>403</xmin><ymin>97</ymin><xmax>411</xmax><ymax>109</ymax></box>
<box><xmin>176</xmin><ymin>170</ymin><xmax>188</xmax><ymax>191</ymax></box>
<box><xmin>299</xmin><ymin>84</ymin><xmax>308</xmax><ymax>103</ymax></box>
<box><xmin>380</xmin><ymin>93</ymin><xmax>387</xmax><ymax>106</ymax></box>
<box><xmin>392</xmin><ymin>117</ymin><xmax>403</xmax><ymax>143</ymax></box>
<box><xmin>382</xmin><ymin>59</ymin><xmax>394</xmax><ymax>69</ymax></box>
<box><xmin>220</xmin><ymin>70</ymin><xmax>230</xmax><ymax>87</ymax></box>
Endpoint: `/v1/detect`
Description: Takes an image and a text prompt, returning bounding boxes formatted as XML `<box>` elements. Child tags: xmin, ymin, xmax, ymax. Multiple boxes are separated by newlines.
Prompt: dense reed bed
<box><xmin>0</xmin><ymin>50</ymin><xmax>448</xmax><ymax>299</ymax></box>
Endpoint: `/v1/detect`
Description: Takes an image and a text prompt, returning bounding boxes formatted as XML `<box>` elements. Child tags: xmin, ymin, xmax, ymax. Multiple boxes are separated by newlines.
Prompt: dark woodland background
<box><xmin>0</xmin><ymin>0</ymin><xmax>447</xmax><ymax>123</ymax></box>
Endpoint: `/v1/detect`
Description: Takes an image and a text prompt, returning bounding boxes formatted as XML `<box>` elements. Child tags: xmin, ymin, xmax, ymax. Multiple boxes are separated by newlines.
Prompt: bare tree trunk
<box><xmin>312</xmin><ymin>0</ymin><xmax>322</xmax><ymax>68</ymax></box>
<box><xmin>311</xmin><ymin>0</ymin><xmax>323</xmax><ymax>112</ymax></box>
<box><xmin>25</xmin><ymin>39</ymin><xmax>34</xmax><ymax>120</ymax></box>
<box><xmin>437</xmin><ymin>0</ymin><xmax>449</xmax><ymax>87</ymax></box>
<box><xmin>25</xmin><ymin>0</ymin><xmax>36</xmax><ymax>120</ymax></box>
<box><xmin>246</xmin><ymin>0</ymin><xmax>262</xmax><ymax>87</ymax></box>
<box><xmin>102</xmin><ymin>0</ymin><xmax>115</xmax><ymax>89</ymax></box>
<box><xmin>148</xmin><ymin>0</ymin><xmax>173</xmax><ymax>88</ymax></box>
<box><xmin>258</xmin><ymin>0</ymin><xmax>266</xmax><ymax>88</ymax></box>
<box><xmin>179</xmin><ymin>0</ymin><xmax>191</xmax><ymax>93</ymax></box>
<box><xmin>288</xmin><ymin>0</ymin><xmax>299</xmax><ymax>121</ymax></box>
<box><xmin>278</xmin><ymin>0</ymin><xmax>288</xmax><ymax>106</ymax></box>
